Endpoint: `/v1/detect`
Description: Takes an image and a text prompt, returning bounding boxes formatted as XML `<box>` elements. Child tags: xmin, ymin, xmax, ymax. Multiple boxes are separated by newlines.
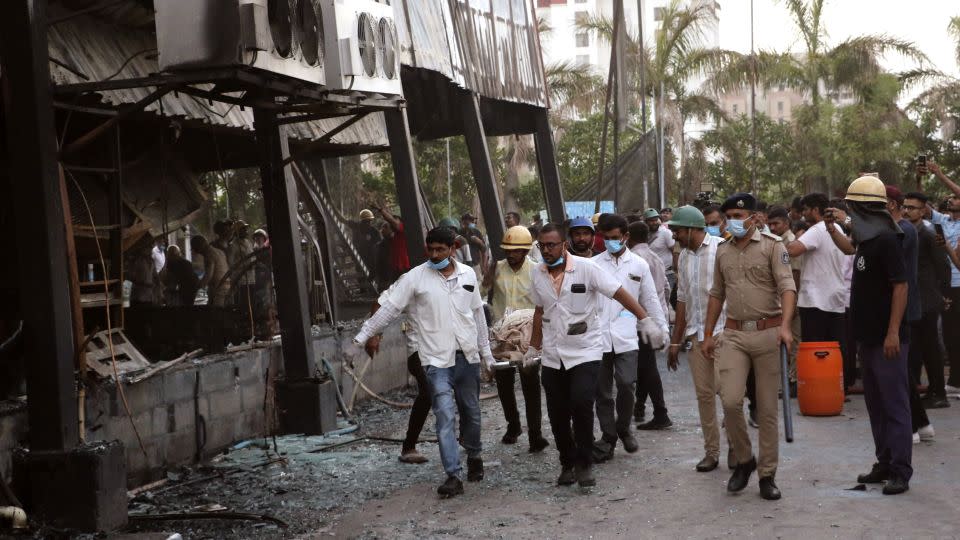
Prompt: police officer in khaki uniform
<box><xmin>701</xmin><ymin>193</ymin><xmax>797</xmax><ymax>501</ymax></box>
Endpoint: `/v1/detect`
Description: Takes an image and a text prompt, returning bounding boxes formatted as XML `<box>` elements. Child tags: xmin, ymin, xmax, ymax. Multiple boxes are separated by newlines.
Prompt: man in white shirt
<box><xmin>527</xmin><ymin>224</ymin><xmax>665</xmax><ymax>488</ymax></box>
<box><xmin>644</xmin><ymin>208</ymin><xmax>677</xmax><ymax>272</ymax></box>
<box><xmin>786</xmin><ymin>193</ymin><xmax>850</xmax><ymax>345</ymax></box>
<box><xmin>354</xmin><ymin>227</ymin><xmax>495</xmax><ymax>498</ymax></box>
<box><xmin>151</xmin><ymin>237</ymin><xmax>166</xmax><ymax>274</ymax></box>
<box><xmin>592</xmin><ymin>214</ymin><xmax>668</xmax><ymax>462</ymax></box>
<box><xmin>625</xmin><ymin>220</ymin><xmax>673</xmax><ymax>430</ymax></box>
<box><xmin>666</xmin><ymin>206</ymin><xmax>728</xmax><ymax>472</ymax></box>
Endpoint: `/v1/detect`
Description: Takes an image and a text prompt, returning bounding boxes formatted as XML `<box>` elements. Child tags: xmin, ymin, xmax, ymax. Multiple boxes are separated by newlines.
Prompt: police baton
<box><xmin>780</xmin><ymin>343</ymin><xmax>794</xmax><ymax>443</ymax></box>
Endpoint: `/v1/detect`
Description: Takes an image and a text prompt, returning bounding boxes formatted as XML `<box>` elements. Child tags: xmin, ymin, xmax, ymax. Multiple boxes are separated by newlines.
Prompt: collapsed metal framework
<box><xmin>0</xmin><ymin>0</ymin><xmax>568</xmax><ymax>531</ymax></box>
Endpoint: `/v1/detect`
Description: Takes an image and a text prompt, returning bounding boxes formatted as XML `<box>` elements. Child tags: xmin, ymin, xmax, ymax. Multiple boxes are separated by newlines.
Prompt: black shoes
<box><xmin>501</xmin><ymin>425</ymin><xmax>522</xmax><ymax>444</ymax></box>
<box><xmin>922</xmin><ymin>394</ymin><xmax>951</xmax><ymax>409</ymax></box>
<box><xmin>696</xmin><ymin>455</ymin><xmax>719</xmax><ymax>472</ymax></box>
<box><xmin>620</xmin><ymin>433</ymin><xmax>640</xmax><ymax>454</ymax></box>
<box><xmin>557</xmin><ymin>466</ymin><xmax>576</xmax><ymax>486</ymax></box>
<box><xmin>529</xmin><ymin>435</ymin><xmax>550</xmax><ymax>453</ymax></box>
<box><xmin>592</xmin><ymin>439</ymin><xmax>615</xmax><ymax>463</ymax></box>
<box><xmin>727</xmin><ymin>456</ymin><xmax>757</xmax><ymax>492</ymax></box>
<box><xmin>466</xmin><ymin>457</ymin><xmax>484</xmax><ymax>482</ymax></box>
<box><xmin>882</xmin><ymin>476</ymin><xmax>909</xmax><ymax>495</ymax></box>
<box><xmin>857</xmin><ymin>463</ymin><xmax>889</xmax><ymax>484</ymax></box>
<box><xmin>637</xmin><ymin>416</ymin><xmax>673</xmax><ymax>430</ymax></box>
<box><xmin>437</xmin><ymin>476</ymin><xmax>464</xmax><ymax>497</ymax></box>
<box><xmin>759</xmin><ymin>476</ymin><xmax>781</xmax><ymax>500</ymax></box>
<box><xmin>575</xmin><ymin>463</ymin><xmax>596</xmax><ymax>487</ymax></box>
<box><xmin>633</xmin><ymin>403</ymin><xmax>646</xmax><ymax>423</ymax></box>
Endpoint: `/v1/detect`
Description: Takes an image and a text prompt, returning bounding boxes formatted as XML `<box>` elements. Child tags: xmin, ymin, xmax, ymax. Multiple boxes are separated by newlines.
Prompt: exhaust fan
<box><xmin>319</xmin><ymin>0</ymin><xmax>403</xmax><ymax>96</ymax></box>
<box><xmin>154</xmin><ymin>0</ymin><xmax>326</xmax><ymax>85</ymax></box>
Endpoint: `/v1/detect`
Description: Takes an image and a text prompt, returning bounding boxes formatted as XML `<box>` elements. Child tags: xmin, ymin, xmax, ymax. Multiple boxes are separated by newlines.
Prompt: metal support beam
<box><xmin>292</xmin><ymin>162</ymin><xmax>340</xmax><ymax>325</ymax></box>
<box><xmin>532</xmin><ymin>108</ymin><xmax>566</xmax><ymax>224</ymax></box>
<box><xmin>1</xmin><ymin>0</ymin><xmax>80</xmax><ymax>451</ymax></box>
<box><xmin>253</xmin><ymin>109</ymin><xmax>317</xmax><ymax>382</ymax></box>
<box><xmin>281</xmin><ymin>112</ymin><xmax>370</xmax><ymax>166</ymax></box>
<box><xmin>383</xmin><ymin>109</ymin><xmax>428</xmax><ymax>267</ymax></box>
<box><xmin>460</xmin><ymin>92</ymin><xmax>505</xmax><ymax>260</ymax></box>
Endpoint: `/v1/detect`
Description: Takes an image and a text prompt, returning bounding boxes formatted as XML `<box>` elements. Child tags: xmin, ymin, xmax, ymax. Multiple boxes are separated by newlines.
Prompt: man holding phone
<box><xmin>918</xmin><ymin>160</ymin><xmax>960</xmax><ymax>393</ymax></box>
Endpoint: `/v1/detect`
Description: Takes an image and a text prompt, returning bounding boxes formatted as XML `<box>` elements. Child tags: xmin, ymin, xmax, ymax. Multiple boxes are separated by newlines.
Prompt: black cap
<box><xmin>720</xmin><ymin>193</ymin><xmax>757</xmax><ymax>212</ymax></box>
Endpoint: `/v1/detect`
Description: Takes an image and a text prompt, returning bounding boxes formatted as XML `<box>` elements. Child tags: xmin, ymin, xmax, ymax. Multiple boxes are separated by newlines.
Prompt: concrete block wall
<box><xmin>0</xmin><ymin>321</ymin><xmax>412</xmax><ymax>488</ymax></box>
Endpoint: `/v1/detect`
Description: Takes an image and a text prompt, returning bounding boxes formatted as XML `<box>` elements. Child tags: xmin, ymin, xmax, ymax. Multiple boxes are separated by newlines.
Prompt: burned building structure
<box><xmin>0</xmin><ymin>0</ymin><xmax>565</xmax><ymax>532</ymax></box>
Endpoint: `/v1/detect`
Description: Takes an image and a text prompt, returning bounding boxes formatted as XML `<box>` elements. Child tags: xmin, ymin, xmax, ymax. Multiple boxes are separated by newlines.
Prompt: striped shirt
<box><xmin>677</xmin><ymin>234</ymin><xmax>726</xmax><ymax>340</ymax></box>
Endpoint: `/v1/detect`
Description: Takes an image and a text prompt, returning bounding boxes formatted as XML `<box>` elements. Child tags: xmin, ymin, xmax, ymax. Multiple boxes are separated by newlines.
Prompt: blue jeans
<box><xmin>425</xmin><ymin>353</ymin><xmax>482</xmax><ymax>478</ymax></box>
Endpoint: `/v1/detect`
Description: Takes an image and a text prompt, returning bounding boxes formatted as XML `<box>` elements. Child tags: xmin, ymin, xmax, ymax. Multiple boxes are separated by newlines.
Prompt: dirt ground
<box><xmin>119</xmin><ymin>355</ymin><xmax>960</xmax><ymax>540</ymax></box>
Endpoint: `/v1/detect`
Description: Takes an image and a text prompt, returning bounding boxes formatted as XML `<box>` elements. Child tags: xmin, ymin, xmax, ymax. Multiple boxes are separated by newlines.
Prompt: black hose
<box><xmin>0</xmin><ymin>321</ymin><xmax>23</xmax><ymax>355</ymax></box>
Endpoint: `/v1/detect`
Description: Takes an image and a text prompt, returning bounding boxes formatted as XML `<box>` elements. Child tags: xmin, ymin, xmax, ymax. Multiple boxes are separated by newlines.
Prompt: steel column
<box><xmin>383</xmin><ymin>109</ymin><xmax>427</xmax><ymax>266</ymax></box>
<box><xmin>253</xmin><ymin>109</ymin><xmax>317</xmax><ymax>381</ymax></box>
<box><xmin>460</xmin><ymin>92</ymin><xmax>505</xmax><ymax>260</ymax></box>
<box><xmin>1</xmin><ymin>0</ymin><xmax>80</xmax><ymax>451</ymax></box>
<box><xmin>532</xmin><ymin>108</ymin><xmax>566</xmax><ymax>224</ymax></box>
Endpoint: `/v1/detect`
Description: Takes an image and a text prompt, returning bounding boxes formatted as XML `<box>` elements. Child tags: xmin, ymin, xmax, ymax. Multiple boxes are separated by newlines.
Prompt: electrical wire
<box><xmin>101</xmin><ymin>48</ymin><xmax>156</xmax><ymax>82</ymax></box>
<box><xmin>65</xmin><ymin>167</ymin><xmax>149</xmax><ymax>460</ymax></box>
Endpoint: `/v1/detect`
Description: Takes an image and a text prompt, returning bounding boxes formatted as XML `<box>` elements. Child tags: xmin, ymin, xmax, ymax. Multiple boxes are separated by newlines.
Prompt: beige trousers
<box><xmin>717</xmin><ymin>327</ymin><xmax>781</xmax><ymax>478</ymax></box>
<box><xmin>689</xmin><ymin>338</ymin><xmax>722</xmax><ymax>459</ymax></box>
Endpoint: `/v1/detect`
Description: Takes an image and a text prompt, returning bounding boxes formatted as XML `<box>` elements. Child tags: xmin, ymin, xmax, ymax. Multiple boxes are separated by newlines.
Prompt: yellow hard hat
<box><xmin>591</xmin><ymin>212</ymin><xmax>601</xmax><ymax>225</ymax></box>
<box><xmin>844</xmin><ymin>176</ymin><xmax>887</xmax><ymax>203</ymax></box>
<box><xmin>359</xmin><ymin>209</ymin><xmax>375</xmax><ymax>221</ymax></box>
<box><xmin>500</xmin><ymin>225</ymin><xmax>533</xmax><ymax>250</ymax></box>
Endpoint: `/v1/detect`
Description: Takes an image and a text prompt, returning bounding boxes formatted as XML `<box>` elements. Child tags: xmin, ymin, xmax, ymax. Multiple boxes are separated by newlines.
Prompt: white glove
<box><xmin>522</xmin><ymin>347</ymin><xmax>541</xmax><ymax>368</ymax></box>
<box><xmin>638</xmin><ymin>318</ymin><xmax>666</xmax><ymax>350</ymax></box>
<box><xmin>480</xmin><ymin>351</ymin><xmax>496</xmax><ymax>372</ymax></box>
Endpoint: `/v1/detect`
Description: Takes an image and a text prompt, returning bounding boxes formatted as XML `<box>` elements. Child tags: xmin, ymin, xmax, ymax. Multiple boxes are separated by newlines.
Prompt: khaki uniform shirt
<box><xmin>482</xmin><ymin>257</ymin><xmax>535</xmax><ymax>323</ymax></box>
<box><xmin>780</xmin><ymin>230</ymin><xmax>803</xmax><ymax>274</ymax></box>
<box><xmin>709</xmin><ymin>229</ymin><xmax>796</xmax><ymax>321</ymax></box>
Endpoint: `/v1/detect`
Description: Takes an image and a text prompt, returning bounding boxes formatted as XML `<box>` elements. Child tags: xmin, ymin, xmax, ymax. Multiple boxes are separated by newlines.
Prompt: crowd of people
<box><xmin>350</xmin><ymin>163</ymin><xmax>960</xmax><ymax>501</ymax></box>
<box><xmin>126</xmin><ymin>219</ymin><xmax>277</xmax><ymax>336</ymax></box>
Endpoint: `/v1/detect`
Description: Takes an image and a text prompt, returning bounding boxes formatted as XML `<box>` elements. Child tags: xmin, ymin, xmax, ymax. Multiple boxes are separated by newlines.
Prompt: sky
<box><xmin>715</xmin><ymin>0</ymin><xmax>959</xmax><ymax>102</ymax></box>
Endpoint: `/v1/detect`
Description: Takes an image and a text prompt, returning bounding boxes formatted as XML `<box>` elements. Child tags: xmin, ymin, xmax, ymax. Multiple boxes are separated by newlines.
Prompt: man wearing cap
<box><xmin>527</xmin><ymin>223</ymin><xmax>665</xmax><ymax>488</ymax></box>
<box><xmin>830</xmin><ymin>176</ymin><xmax>911</xmax><ymax>495</ymax></box>
<box><xmin>348</xmin><ymin>209</ymin><xmax>382</xmax><ymax>272</ymax></box>
<box><xmin>481</xmin><ymin>226</ymin><xmax>549</xmax><ymax>453</ymax></box>
<box><xmin>592</xmin><ymin>214</ymin><xmax>668</xmax><ymax>462</ymax></box>
<box><xmin>666</xmin><ymin>205</ymin><xmax>728</xmax><ymax>472</ymax></box>
<box><xmin>644</xmin><ymin>208</ymin><xmax>676</xmax><ymax>274</ymax></box>
<box><xmin>568</xmin><ymin>217</ymin><xmax>597</xmax><ymax>258</ymax></box>
<box><xmin>702</xmin><ymin>193</ymin><xmax>797</xmax><ymax>500</ymax></box>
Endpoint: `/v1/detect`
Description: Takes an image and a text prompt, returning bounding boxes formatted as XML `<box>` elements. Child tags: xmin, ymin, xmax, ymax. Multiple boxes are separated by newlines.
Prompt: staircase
<box><xmin>294</xmin><ymin>161</ymin><xmax>379</xmax><ymax>304</ymax></box>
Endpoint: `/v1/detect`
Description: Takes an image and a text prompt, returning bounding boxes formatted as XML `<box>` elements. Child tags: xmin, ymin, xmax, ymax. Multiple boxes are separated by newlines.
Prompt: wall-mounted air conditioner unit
<box><xmin>154</xmin><ymin>0</ymin><xmax>326</xmax><ymax>86</ymax></box>
<box><xmin>319</xmin><ymin>0</ymin><xmax>402</xmax><ymax>96</ymax></box>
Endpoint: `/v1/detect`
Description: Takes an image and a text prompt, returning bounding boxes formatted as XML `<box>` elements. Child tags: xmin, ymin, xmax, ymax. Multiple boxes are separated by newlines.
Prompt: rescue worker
<box><xmin>191</xmin><ymin>235</ymin><xmax>231</xmax><ymax>307</ymax></box>
<box><xmin>481</xmin><ymin>226</ymin><xmax>549</xmax><ymax>452</ymax></box>
<box><xmin>592</xmin><ymin>214</ymin><xmax>668</xmax><ymax>462</ymax></box>
<box><xmin>832</xmin><ymin>176</ymin><xmax>912</xmax><ymax>495</ymax></box>
<box><xmin>527</xmin><ymin>223</ymin><xmax>666</xmax><ymax>488</ymax></box>
<box><xmin>666</xmin><ymin>206</ymin><xmax>728</xmax><ymax>472</ymax></box>
<box><xmin>353</xmin><ymin>227</ymin><xmax>495</xmax><ymax>498</ymax></box>
<box><xmin>568</xmin><ymin>217</ymin><xmax>596</xmax><ymax>258</ymax></box>
<box><xmin>701</xmin><ymin>193</ymin><xmax>797</xmax><ymax>501</ymax></box>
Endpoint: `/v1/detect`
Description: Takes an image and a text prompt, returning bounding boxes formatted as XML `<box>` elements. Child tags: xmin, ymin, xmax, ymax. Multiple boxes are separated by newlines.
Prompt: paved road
<box><xmin>321</xmin><ymin>356</ymin><xmax>960</xmax><ymax>539</ymax></box>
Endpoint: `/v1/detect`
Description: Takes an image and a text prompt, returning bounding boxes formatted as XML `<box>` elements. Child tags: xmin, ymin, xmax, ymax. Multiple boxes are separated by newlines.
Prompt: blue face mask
<box><xmin>427</xmin><ymin>257</ymin><xmax>451</xmax><ymax>271</ymax></box>
<box><xmin>705</xmin><ymin>225</ymin><xmax>722</xmax><ymax>237</ymax></box>
<box><xmin>604</xmin><ymin>239</ymin><xmax>624</xmax><ymax>253</ymax></box>
<box><xmin>468</xmin><ymin>223</ymin><xmax>477</xmax><ymax>229</ymax></box>
<box><xmin>547</xmin><ymin>256</ymin><xmax>565</xmax><ymax>268</ymax></box>
<box><xmin>727</xmin><ymin>219</ymin><xmax>749</xmax><ymax>238</ymax></box>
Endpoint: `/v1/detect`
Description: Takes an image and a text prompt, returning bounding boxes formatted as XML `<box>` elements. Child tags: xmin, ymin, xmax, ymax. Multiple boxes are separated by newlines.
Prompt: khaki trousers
<box><xmin>717</xmin><ymin>327</ymin><xmax>780</xmax><ymax>478</ymax></box>
<box><xmin>689</xmin><ymin>338</ymin><xmax>721</xmax><ymax>459</ymax></box>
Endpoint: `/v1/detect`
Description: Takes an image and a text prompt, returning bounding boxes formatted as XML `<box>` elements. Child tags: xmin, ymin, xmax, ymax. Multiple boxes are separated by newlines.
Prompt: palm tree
<box><xmin>708</xmin><ymin>0</ymin><xmax>928</xmax><ymax>192</ymax></box>
<box><xmin>576</xmin><ymin>0</ymin><xmax>732</xmax><ymax>203</ymax></box>
<box><xmin>909</xmin><ymin>16</ymin><xmax>960</xmax><ymax>134</ymax></box>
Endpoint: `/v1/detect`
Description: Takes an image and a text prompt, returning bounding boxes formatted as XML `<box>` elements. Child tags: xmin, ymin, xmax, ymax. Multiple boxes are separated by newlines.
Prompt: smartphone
<box><xmin>918</xmin><ymin>154</ymin><xmax>927</xmax><ymax>167</ymax></box>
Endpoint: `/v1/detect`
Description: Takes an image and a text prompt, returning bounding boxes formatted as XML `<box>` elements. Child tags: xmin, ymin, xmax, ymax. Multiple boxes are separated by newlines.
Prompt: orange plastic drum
<box><xmin>797</xmin><ymin>341</ymin><xmax>844</xmax><ymax>416</ymax></box>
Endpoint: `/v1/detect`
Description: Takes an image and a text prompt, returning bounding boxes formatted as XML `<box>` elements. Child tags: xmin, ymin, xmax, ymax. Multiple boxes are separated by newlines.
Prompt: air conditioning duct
<box><xmin>319</xmin><ymin>0</ymin><xmax>403</xmax><ymax>96</ymax></box>
<box><xmin>154</xmin><ymin>0</ymin><xmax>326</xmax><ymax>86</ymax></box>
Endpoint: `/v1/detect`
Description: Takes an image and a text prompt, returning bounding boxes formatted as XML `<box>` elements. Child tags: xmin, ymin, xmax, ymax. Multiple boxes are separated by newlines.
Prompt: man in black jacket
<box><xmin>904</xmin><ymin>192</ymin><xmax>952</xmax><ymax>409</ymax></box>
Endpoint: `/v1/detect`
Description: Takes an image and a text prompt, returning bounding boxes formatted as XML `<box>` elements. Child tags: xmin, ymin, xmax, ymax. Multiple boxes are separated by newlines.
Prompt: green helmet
<box><xmin>666</xmin><ymin>205</ymin><xmax>706</xmax><ymax>229</ymax></box>
<box><xmin>438</xmin><ymin>217</ymin><xmax>459</xmax><ymax>229</ymax></box>
<box><xmin>642</xmin><ymin>208</ymin><xmax>661</xmax><ymax>220</ymax></box>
